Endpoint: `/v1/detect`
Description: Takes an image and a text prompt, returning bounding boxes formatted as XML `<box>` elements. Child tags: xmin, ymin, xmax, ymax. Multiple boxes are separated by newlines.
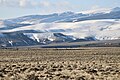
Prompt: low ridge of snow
<box><xmin>79</xmin><ymin>8</ymin><xmax>111</xmax><ymax>14</ymax></box>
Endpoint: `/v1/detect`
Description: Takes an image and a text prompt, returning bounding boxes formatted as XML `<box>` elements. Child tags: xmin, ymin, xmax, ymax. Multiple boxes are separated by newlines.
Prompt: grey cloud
<box><xmin>0</xmin><ymin>0</ymin><xmax>74</xmax><ymax>14</ymax></box>
<box><xmin>0</xmin><ymin>0</ymin><xmax>53</xmax><ymax>8</ymax></box>
<box><xmin>0</xmin><ymin>0</ymin><xmax>72</xmax><ymax>9</ymax></box>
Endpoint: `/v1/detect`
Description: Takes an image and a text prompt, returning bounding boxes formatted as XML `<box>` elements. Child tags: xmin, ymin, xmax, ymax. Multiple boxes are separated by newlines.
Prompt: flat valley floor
<box><xmin>0</xmin><ymin>47</ymin><xmax>120</xmax><ymax>80</ymax></box>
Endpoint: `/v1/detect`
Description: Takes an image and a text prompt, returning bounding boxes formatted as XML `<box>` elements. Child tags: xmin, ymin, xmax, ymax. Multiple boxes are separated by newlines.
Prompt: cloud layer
<box><xmin>0</xmin><ymin>0</ymin><xmax>74</xmax><ymax>14</ymax></box>
<box><xmin>0</xmin><ymin>0</ymin><xmax>71</xmax><ymax>9</ymax></box>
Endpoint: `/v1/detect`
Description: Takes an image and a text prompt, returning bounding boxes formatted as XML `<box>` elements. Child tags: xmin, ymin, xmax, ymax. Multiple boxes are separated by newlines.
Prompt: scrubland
<box><xmin>0</xmin><ymin>47</ymin><xmax>120</xmax><ymax>80</ymax></box>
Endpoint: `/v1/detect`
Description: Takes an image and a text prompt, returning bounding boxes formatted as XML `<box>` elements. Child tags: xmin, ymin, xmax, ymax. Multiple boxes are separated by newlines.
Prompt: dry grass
<box><xmin>0</xmin><ymin>47</ymin><xmax>120</xmax><ymax>80</ymax></box>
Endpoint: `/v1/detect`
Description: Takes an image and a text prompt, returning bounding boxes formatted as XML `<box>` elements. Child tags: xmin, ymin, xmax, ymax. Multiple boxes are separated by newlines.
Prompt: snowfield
<box><xmin>0</xmin><ymin>19</ymin><xmax>120</xmax><ymax>41</ymax></box>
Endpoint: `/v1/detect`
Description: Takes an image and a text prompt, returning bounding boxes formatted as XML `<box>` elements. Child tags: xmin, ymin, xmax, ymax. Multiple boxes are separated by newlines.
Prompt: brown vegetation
<box><xmin>0</xmin><ymin>47</ymin><xmax>120</xmax><ymax>80</ymax></box>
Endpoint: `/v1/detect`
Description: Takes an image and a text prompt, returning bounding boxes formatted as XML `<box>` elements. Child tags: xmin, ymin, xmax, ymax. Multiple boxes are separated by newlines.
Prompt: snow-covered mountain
<box><xmin>0</xmin><ymin>7</ymin><xmax>120</xmax><ymax>47</ymax></box>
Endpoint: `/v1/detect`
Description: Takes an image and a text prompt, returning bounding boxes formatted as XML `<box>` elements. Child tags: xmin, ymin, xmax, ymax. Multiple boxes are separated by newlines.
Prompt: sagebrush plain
<box><xmin>0</xmin><ymin>47</ymin><xmax>120</xmax><ymax>80</ymax></box>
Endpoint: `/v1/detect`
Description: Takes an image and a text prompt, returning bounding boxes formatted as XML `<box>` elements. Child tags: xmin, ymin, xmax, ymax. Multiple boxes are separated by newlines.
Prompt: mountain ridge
<box><xmin>0</xmin><ymin>7</ymin><xmax>120</xmax><ymax>47</ymax></box>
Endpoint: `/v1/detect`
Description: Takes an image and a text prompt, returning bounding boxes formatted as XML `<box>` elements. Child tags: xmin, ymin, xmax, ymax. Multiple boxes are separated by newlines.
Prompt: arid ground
<box><xmin>0</xmin><ymin>47</ymin><xmax>120</xmax><ymax>80</ymax></box>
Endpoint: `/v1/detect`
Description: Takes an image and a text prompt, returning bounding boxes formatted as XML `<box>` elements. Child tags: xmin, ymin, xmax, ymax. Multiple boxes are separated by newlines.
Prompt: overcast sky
<box><xmin>0</xmin><ymin>0</ymin><xmax>120</xmax><ymax>19</ymax></box>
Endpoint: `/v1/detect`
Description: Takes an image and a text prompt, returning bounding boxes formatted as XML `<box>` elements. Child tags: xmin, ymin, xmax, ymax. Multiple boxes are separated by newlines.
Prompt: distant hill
<box><xmin>0</xmin><ymin>7</ymin><xmax>120</xmax><ymax>47</ymax></box>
